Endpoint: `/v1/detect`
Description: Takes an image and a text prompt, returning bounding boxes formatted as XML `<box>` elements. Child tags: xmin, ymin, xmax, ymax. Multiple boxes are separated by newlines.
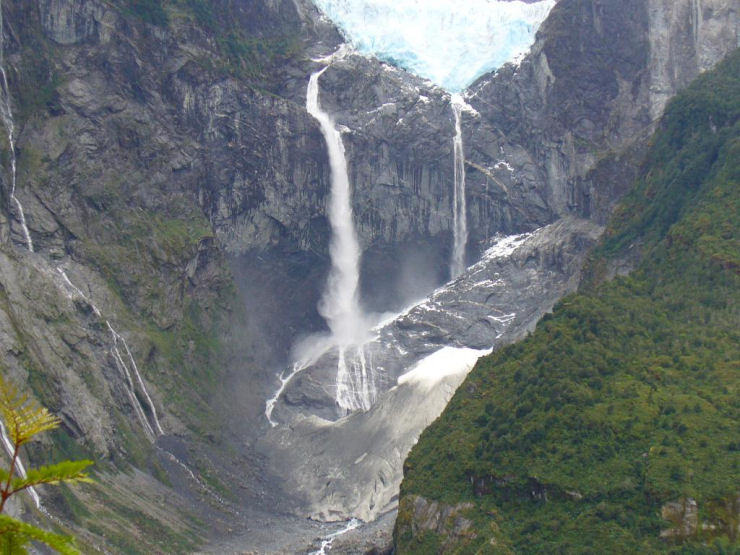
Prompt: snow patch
<box><xmin>397</xmin><ymin>346</ymin><xmax>490</xmax><ymax>390</ymax></box>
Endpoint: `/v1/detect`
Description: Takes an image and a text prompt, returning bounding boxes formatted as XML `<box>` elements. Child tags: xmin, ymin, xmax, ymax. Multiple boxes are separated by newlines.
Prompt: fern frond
<box><xmin>0</xmin><ymin>514</ymin><xmax>78</xmax><ymax>555</ymax></box>
<box><xmin>12</xmin><ymin>460</ymin><xmax>94</xmax><ymax>492</ymax></box>
<box><xmin>0</xmin><ymin>377</ymin><xmax>60</xmax><ymax>446</ymax></box>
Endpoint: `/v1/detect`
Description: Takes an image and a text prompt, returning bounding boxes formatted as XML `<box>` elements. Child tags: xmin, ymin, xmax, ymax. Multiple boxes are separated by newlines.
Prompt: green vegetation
<box><xmin>397</xmin><ymin>49</ymin><xmax>739</xmax><ymax>553</ymax></box>
<box><xmin>0</xmin><ymin>375</ymin><xmax>93</xmax><ymax>554</ymax></box>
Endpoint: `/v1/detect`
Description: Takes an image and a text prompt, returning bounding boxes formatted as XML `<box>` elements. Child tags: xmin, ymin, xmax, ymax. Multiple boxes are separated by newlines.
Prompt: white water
<box><xmin>335</xmin><ymin>344</ymin><xmax>376</xmax><ymax>412</ymax></box>
<box><xmin>0</xmin><ymin>421</ymin><xmax>41</xmax><ymax>509</ymax></box>
<box><xmin>309</xmin><ymin>518</ymin><xmax>362</xmax><ymax>555</ymax></box>
<box><xmin>450</xmin><ymin>93</ymin><xmax>468</xmax><ymax>279</ymax></box>
<box><xmin>311</xmin><ymin>0</ymin><xmax>556</xmax><ymax>92</ymax></box>
<box><xmin>107</xmin><ymin>323</ymin><xmax>164</xmax><ymax>440</ymax></box>
<box><xmin>57</xmin><ymin>269</ymin><xmax>163</xmax><ymax>441</ymax></box>
<box><xmin>306</xmin><ymin>68</ymin><xmax>364</xmax><ymax>347</ymax></box>
<box><xmin>265</xmin><ymin>360</ymin><xmax>311</xmax><ymax>426</ymax></box>
<box><xmin>306</xmin><ymin>57</ymin><xmax>376</xmax><ymax>413</ymax></box>
<box><xmin>0</xmin><ymin>1</ymin><xmax>32</xmax><ymax>252</ymax></box>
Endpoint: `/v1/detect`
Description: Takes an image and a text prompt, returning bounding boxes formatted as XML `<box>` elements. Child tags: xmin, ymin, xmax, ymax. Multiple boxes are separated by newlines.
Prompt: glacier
<box><xmin>311</xmin><ymin>0</ymin><xmax>556</xmax><ymax>92</ymax></box>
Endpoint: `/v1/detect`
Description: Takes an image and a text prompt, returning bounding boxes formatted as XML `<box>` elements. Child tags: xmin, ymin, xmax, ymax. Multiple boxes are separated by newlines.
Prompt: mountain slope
<box><xmin>395</xmin><ymin>48</ymin><xmax>739</xmax><ymax>553</ymax></box>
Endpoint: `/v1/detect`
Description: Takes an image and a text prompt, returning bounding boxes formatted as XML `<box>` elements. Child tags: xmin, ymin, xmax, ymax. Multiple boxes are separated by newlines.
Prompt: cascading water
<box><xmin>309</xmin><ymin>518</ymin><xmax>361</xmax><ymax>555</ymax></box>
<box><xmin>107</xmin><ymin>323</ymin><xmax>164</xmax><ymax>441</ymax></box>
<box><xmin>0</xmin><ymin>1</ymin><xmax>32</xmax><ymax>252</ymax></box>
<box><xmin>450</xmin><ymin>93</ymin><xmax>468</xmax><ymax>279</ymax></box>
<box><xmin>306</xmin><ymin>67</ymin><xmax>364</xmax><ymax>347</ymax></box>
<box><xmin>56</xmin><ymin>269</ymin><xmax>163</xmax><ymax>441</ymax></box>
<box><xmin>306</xmin><ymin>56</ymin><xmax>376</xmax><ymax>414</ymax></box>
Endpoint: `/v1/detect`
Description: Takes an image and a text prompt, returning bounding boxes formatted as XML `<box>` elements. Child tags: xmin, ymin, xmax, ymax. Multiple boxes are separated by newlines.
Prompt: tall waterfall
<box><xmin>306</xmin><ymin>62</ymin><xmax>376</xmax><ymax>413</ymax></box>
<box><xmin>0</xmin><ymin>1</ymin><xmax>32</xmax><ymax>252</ymax></box>
<box><xmin>450</xmin><ymin>93</ymin><xmax>467</xmax><ymax>279</ymax></box>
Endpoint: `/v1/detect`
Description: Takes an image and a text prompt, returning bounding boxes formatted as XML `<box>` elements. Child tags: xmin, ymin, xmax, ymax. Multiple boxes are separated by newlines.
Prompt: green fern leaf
<box><xmin>0</xmin><ymin>379</ymin><xmax>60</xmax><ymax>446</ymax></box>
<box><xmin>0</xmin><ymin>514</ymin><xmax>78</xmax><ymax>555</ymax></box>
<box><xmin>11</xmin><ymin>460</ymin><xmax>94</xmax><ymax>493</ymax></box>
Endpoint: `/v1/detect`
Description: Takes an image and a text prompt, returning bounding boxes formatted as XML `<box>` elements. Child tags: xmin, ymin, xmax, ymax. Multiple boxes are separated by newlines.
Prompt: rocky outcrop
<box><xmin>661</xmin><ymin>495</ymin><xmax>740</xmax><ymax>543</ymax></box>
<box><xmin>394</xmin><ymin>495</ymin><xmax>511</xmax><ymax>553</ymax></box>
<box><xmin>661</xmin><ymin>497</ymin><xmax>699</xmax><ymax>540</ymax></box>
<box><xmin>271</xmin><ymin>217</ymin><xmax>603</xmax><ymax>425</ymax></box>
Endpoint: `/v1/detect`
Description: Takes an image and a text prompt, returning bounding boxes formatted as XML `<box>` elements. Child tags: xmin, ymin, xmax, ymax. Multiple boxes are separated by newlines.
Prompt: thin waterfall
<box><xmin>57</xmin><ymin>269</ymin><xmax>163</xmax><ymax>441</ymax></box>
<box><xmin>265</xmin><ymin>360</ymin><xmax>310</xmax><ymax>426</ymax></box>
<box><xmin>306</xmin><ymin>59</ymin><xmax>376</xmax><ymax>413</ymax></box>
<box><xmin>450</xmin><ymin>93</ymin><xmax>467</xmax><ymax>279</ymax></box>
<box><xmin>107</xmin><ymin>323</ymin><xmax>163</xmax><ymax>441</ymax></box>
<box><xmin>0</xmin><ymin>1</ymin><xmax>33</xmax><ymax>252</ymax></box>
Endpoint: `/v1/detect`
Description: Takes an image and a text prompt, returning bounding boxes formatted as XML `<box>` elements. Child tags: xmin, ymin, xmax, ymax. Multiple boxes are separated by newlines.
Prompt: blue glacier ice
<box><xmin>312</xmin><ymin>0</ymin><xmax>556</xmax><ymax>92</ymax></box>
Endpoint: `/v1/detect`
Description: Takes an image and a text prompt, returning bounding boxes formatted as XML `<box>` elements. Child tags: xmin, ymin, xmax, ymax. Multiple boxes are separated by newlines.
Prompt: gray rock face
<box><xmin>647</xmin><ymin>0</ymin><xmax>739</xmax><ymax>121</ymax></box>
<box><xmin>464</xmin><ymin>0</ymin><xmax>738</xmax><ymax>226</ymax></box>
<box><xmin>38</xmin><ymin>0</ymin><xmax>104</xmax><ymax>45</ymax></box>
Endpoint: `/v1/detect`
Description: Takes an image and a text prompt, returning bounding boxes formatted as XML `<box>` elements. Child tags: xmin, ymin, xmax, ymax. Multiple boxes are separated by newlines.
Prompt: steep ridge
<box><xmin>396</xmin><ymin>48</ymin><xmax>739</xmax><ymax>553</ymax></box>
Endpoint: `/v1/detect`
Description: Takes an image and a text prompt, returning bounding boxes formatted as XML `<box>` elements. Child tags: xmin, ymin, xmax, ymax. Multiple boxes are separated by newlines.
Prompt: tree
<box><xmin>0</xmin><ymin>375</ymin><xmax>93</xmax><ymax>554</ymax></box>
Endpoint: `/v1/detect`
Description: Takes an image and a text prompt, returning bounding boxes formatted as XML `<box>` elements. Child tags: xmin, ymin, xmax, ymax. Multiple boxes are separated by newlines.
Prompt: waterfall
<box><xmin>306</xmin><ymin>68</ymin><xmax>364</xmax><ymax>345</ymax></box>
<box><xmin>57</xmin><ymin>269</ymin><xmax>163</xmax><ymax>441</ymax></box>
<box><xmin>265</xmin><ymin>359</ymin><xmax>311</xmax><ymax>426</ymax></box>
<box><xmin>107</xmin><ymin>323</ymin><xmax>164</xmax><ymax>441</ymax></box>
<box><xmin>306</xmin><ymin>59</ymin><xmax>376</xmax><ymax>413</ymax></box>
<box><xmin>450</xmin><ymin>93</ymin><xmax>467</xmax><ymax>279</ymax></box>
<box><xmin>0</xmin><ymin>1</ymin><xmax>33</xmax><ymax>252</ymax></box>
